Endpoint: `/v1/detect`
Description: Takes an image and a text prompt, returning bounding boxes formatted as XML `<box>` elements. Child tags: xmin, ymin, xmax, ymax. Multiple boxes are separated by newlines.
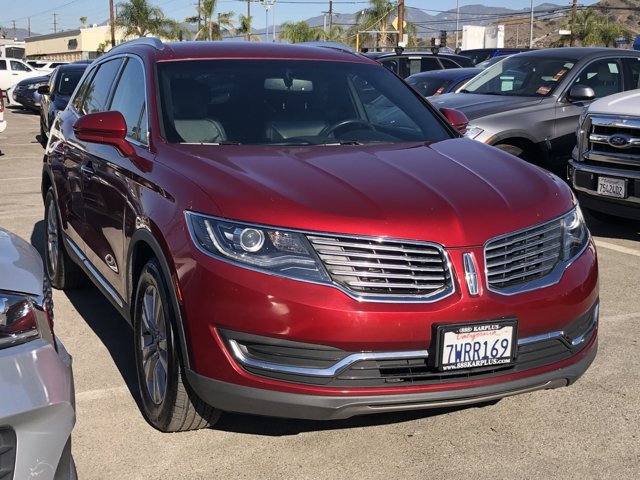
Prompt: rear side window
<box><xmin>0</xmin><ymin>61</ymin><xmax>6</xmax><ymax>71</ymax></box>
<box><xmin>623</xmin><ymin>57</ymin><xmax>640</xmax><ymax>89</ymax></box>
<box><xmin>80</xmin><ymin>58</ymin><xmax>123</xmax><ymax>114</ymax></box>
<box><xmin>109</xmin><ymin>58</ymin><xmax>147</xmax><ymax>143</ymax></box>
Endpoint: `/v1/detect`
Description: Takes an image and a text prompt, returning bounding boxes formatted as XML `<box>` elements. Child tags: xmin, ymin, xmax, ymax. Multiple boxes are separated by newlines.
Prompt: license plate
<box><xmin>437</xmin><ymin>320</ymin><xmax>517</xmax><ymax>371</ymax></box>
<box><xmin>597</xmin><ymin>177</ymin><xmax>626</xmax><ymax>199</ymax></box>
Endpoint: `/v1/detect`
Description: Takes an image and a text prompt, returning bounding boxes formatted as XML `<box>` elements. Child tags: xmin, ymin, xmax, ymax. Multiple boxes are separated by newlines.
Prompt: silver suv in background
<box><xmin>431</xmin><ymin>48</ymin><xmax>640</xmax><ymax>173</ymax></box>
<box><xmin>0</xmin><ymin>227</ymin><xmax>76</xmax><ymax>479</ymax></box>
<box><xmin>570</xmin><ymin>90</ymin><xmax>640</xmax><ymax>221</ymax></box>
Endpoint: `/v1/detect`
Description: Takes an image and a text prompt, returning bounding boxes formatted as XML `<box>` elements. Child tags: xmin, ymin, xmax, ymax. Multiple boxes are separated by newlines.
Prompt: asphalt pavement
<box><xmin>0</xmin><ymin>106</ymin><xmax>638</xmax><ymax>480</ymax></box>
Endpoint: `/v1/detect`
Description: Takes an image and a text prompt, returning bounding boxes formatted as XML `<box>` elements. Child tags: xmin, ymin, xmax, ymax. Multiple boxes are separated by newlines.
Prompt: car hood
<box><xmin>169</xmin><ymin>139</ymin><xmax>573</xmax><ymax>247</ymax></box>
<box><xmin>0</xmin><ymin>228</ymin><xmax>43</xmax><ymax>296</ymax></box>
<box><xmin>431</xmin><ymin>93</ymin><xmax>544</xmax><ymax>121</ymax></box>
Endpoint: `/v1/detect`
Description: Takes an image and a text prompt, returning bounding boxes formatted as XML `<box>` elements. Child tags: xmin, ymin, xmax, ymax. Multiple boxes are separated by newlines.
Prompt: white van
<box><xmin>0</xmin><ymin>58</ymin><xmax>42</xmax><ymax>90</ymax></box>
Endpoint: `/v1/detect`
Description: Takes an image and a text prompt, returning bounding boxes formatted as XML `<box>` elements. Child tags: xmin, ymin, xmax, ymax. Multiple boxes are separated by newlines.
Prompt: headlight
<box><xmin>562</xmin><ymin>206</ymin><xmax>589</xmax><ymax>261</ymax></box>
<box><xmin>185</xmin><ymin>212</ymin><xmax>330</xmax><ymax>283</ymax></box>
<box><xmin>464</xmin><ymin>125</ymin><xmax>484</xmax><ymax>139</ymax></box>
<box><xmin>27</xmin><ymin>82</ymin><xmax>48</xmax><ymax>90</ymax></box>
<box><xmin>0</xmin><ymin>292</ymin><xmax>41</xmax><ymax>349</ymax></box>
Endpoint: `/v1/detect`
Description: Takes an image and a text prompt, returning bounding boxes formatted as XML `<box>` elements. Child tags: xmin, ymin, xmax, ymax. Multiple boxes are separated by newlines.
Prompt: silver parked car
<box><xmin>0</xmin><ymin>227</ymin><xmax>76</xmax><ymax>479</ymax></box>
<box><xmin>432</xmin><ymin>48</ymin><xmax>640</xmax><ymax>173</ymax></box>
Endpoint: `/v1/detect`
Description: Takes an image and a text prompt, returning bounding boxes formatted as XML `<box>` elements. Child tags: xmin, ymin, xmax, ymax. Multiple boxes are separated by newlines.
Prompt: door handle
<box><xmin>81</xmin><ymin>164</ymin><xmax>95</xmax><ymax>177</ymax></box>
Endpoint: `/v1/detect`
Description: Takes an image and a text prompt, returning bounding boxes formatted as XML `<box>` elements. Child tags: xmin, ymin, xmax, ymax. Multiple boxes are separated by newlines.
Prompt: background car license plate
<box><xmin>437</xmin><ymin>320</ymin><xmax>517</xmax><ymax>371</ymax></box>
<box><xmin>597</xmin><ymin>177</ymin><xmax>626</xmax><ymax>199</ymax></box>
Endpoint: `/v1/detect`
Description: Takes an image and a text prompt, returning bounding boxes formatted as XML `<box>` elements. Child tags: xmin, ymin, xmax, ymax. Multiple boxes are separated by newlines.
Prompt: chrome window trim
<box><xmin>185</xmin><ymin>211</ymin><xmax>456</xmax><ymax>304</ymax></box>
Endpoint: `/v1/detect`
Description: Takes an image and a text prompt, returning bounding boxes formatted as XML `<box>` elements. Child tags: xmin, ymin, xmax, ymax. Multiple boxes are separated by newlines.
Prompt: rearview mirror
<box><xmin>73</xmin><ymin>111</ymin><xmax>135</xmax><ymax>157</ymax></box>
<box><xmin>440</xmin><ymin>107</ymin><xmax>469</xmax><ymax>134</ymax></box>
<box><xmin>37</xmin><ymin>85</ymin><xmax>50</xmax><ymax>95</ymax></box>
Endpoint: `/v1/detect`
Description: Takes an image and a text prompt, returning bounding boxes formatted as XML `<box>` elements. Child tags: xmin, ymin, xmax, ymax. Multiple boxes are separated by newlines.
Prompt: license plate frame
<box><xmin>596</xmin><ymin>176</ymin><xmax>627</xmax><ymax>199</ymax></box>
<box><xmin>435</xmin><ymin>319</ymin><xmax>518</xmax><ymax>372</ymax></box>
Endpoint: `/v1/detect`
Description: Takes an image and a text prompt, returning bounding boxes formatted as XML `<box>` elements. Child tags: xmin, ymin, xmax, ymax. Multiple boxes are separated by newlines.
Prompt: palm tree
<box><xmin>357</xmin><ymin>0</ymin><xmax>394</xmax><ymax>49</ymax></box>
<box><xmin>115</xmin><ymin>0</ymin><xmax>170</xmax><ymax>37</ymax></box>
<box><xmin>237</xmin><ymin>14</ymin><xmax>253</xmax><ymax>41</ymax></box>
<box><xmin>557</xmin><ymin>8</ymin><xmax>632</xmax><ymax>47</ymax></box>
<box><xmin>320</xmin><ymin>25</ymin><xmax>345</xmax><ymax>42</ymax></box>
<box><xmin>187</xmin><ymin>0</ymin><xmax>235</xmax><ymax>41</ymax></box>
<box><xmin>279</xmin><ymin>21</ymin><xmax>324</xmax><ymax>43</ymax></box>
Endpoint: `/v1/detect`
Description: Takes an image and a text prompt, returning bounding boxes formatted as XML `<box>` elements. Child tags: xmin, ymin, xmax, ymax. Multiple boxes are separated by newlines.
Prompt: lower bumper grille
<box><xmin>222</xmin><ymin>302</ymin><xmax>598</xmax><ymax>388</ymax></box>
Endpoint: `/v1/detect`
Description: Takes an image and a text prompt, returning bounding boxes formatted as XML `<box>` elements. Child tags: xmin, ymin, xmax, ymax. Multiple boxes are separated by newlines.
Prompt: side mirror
<box><xmin>567</xmin><ymin>84</ymin><xmax>595</xmax><ymax>103</ymax></box>
<box><xmin>440</xmin><ymin>107</ymin><xmax>469</xmax><ymax>134</ymax></box>
<box><xmin>37</xmin><ymin>85</ymin><xmax>50</xmax><ymax>95</ymax></box>
<box><xmin>73</xmin><ymin>111</ymin><xmax>135</xmax><ymax>157</ymax></box>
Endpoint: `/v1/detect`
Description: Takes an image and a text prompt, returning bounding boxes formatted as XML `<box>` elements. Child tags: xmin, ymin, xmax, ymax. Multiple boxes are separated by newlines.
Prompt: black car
<box><xmin>458</xmin><ymin>48</ymin><xmax>534</xmax><ymax>66</ymax></box>
<box><xmin>406</xmin><ymin>67</ymin><xmax>483</xmax><ymax>97</ymax></box>
<box><xmin>364</xmin><ymin>51</ymin><xmax>474</xmax><ymax>78</ymax></box>
<box><xmin>39</xmin><ymin>63</ymin><xmax>89</xmax><ymax>140</ymax></box>
<box><xmin>12</xmin><ymin>75</ymin><xmax>50</xmax><ymax>111</ymax></box>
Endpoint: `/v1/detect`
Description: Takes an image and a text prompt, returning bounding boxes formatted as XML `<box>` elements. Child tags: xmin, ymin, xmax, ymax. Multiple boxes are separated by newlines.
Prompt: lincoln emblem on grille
<box><xmin>607</xmin><ymin>134</ymin><xmax>632</xmax><ymax>148</ymax></box>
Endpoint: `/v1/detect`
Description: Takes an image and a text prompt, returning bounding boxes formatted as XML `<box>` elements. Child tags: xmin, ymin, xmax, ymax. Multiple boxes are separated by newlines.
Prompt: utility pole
<box><xmin>109</xmin><ymin>0</ymin><xmax>116</xmax><ymax>47</ymax></box>
<box><xmin>12</xmin><ymin>20</ymin><xmax>16</xmax><ymax>39</ymax></box>
<box><xmin>329</xmin><ymin>1</ymin><xmax>333</xmax><ymax>30</ymax></box>
<box><xmin>397</xmin><ymin>0</ymin><xmax>404</xmax><ymax>46</ymax></box>
<box><xmin>198</xmin><ymin>0</ymin><xmax>202</xmax><ymax>37</ymax></box>
<box><xmin>528</xmin><ymin>0</ymin><xmax>534</xmax><ymax>48</ymax></box>
<box><xmin>570</xmin><ymin>0</ymin><xmax>577</xmax><ymax>47</ymax></box>
<box><xmin>53</xmin><ymin>13</ymin><xmax>58</xmax><ymax>33</ymax></box>
<box><xmin>28</xmin><ymin>17</ymin><xmax>31</xmax><ymax>38</ymax></box>
<box><xmin>246</xmin><ymin>0</ymin><xmax>251</xmax><ymax>41</ymax></box>
<box><xmin>455</xmin><ymin>0</ymin><xmax>460</xmax><ymax>50</ymax></box>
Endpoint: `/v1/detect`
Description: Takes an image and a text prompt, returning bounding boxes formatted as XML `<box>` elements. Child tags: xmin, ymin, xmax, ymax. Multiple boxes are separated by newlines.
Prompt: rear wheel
<box><xmin>133</xmin><ymin>259</ymin><xmax>220</xmax><ymax>432</ymax></box>
<box><xmin>44</xmin><ymin>188</ymin><xmax>85</xmax><ymax>289</ymax></box>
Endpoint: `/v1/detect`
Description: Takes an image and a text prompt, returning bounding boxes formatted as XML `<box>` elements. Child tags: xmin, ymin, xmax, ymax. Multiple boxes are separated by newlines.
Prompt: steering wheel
<box><xmin>320</xmin><ymin>119</ymin><xmax>376</xmax><ymax>137</ymax></box>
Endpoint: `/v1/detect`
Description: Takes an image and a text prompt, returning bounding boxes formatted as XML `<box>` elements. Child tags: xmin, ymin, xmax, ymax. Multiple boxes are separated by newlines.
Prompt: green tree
<box><xmin>279</xmin><ymin>21</ymin><xmax>324</xmax><ymax>43</ymax></box>
<box><xmin>80</xmin><ymin>16</ymin><xmax>87</xmax><ymax>28</ymax></box>
<box><xmin>356</xmin><ymin>0</ymin><xmax>394</xmax><ymax>49</ymax></box>
<box><xmin>237</xmin><ymin>14</ymin><xmax>257</xmax><ymax>41</ymax></box>
<box><xmin>320</xmin><ymin>25</ymin><xmax>345</xmax><ymax>42</ymax></box>
<box><xmin>186</xmin><ymin>0</ymin><xmax>234</xmax><ymax>41</ymax></box>
<box><xmin>556</xmin><ymin>8</ymin><xmax>632</xmax><ymax>47</ymax></box>
<box><xmin>115</xmin><ymin>0</ymin><xmax>172</xmax><ymax>37</ymax></box>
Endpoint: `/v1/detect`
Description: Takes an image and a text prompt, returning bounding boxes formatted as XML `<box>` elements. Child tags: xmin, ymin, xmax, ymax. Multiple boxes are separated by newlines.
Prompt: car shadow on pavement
<box><xmin>584</xmin><ymin>213</ymin><xmax>640</xmax><ymax>243</ymax></box>
<box><xmin>30</xmin><ymin>221</ymin><xmax>143</xmax><ymax>411</ymax></box>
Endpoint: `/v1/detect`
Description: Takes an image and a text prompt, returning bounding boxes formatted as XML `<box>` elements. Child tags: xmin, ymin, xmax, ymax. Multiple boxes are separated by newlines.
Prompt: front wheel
<box><xmin>133</xmin><ymin>259</ymin><xmax>220</xmax><ymax>432</ymax></box>
<box><xmin>494</xmin><ymin>143</ymin><xmax>528</xmax><ymax>161</ymax></box>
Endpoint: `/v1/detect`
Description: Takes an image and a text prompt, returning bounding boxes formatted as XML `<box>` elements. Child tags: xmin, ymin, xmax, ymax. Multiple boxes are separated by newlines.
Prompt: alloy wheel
<box><xmin>139</xmin><ymin>284</ymin><xmax>169</xmax><ymax>405</ymax></box>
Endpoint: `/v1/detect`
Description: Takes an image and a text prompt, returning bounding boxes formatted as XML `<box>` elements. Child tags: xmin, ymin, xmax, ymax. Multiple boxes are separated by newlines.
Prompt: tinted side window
<box><xmin>10</xmin><ymin>60</ymin><xmax>31</xmax><ymax>72</ymax></box>
<box><xmin>0</xmin><ymin>61</ymin><xmax>6</xmax><ymax>71</ymax></box>
<box><xmin>109</xmin><ymin>58</ymin><xmax>147</xmax><ymax>143</ymax></box>
<box><xmin>72</xmin><ymin>68</ymin><xmax>96</xmax><ymax>112</ymax></box>
<box><xmin>418</xmin><ymin>57</ymin><xmax>441</xmax><ymax>73</ymax></box>
<box><xmin>81</xmin><ymin>58</ymin><xmax>124</xmax><ymax>114</ymax></box>
<box><xmin>572</xmin><ymin>59</ymin><xmax>622</xmax><ymax>98</ymax></box>
<box><xmin>440</xmin><ymin>58</ymin><xmax>461</xmax><ymax>69</ymax></box>
<box><xmin>623</xmin><ymin>57</ymin><xmax>640</xmax><ymax>89</ymax></box>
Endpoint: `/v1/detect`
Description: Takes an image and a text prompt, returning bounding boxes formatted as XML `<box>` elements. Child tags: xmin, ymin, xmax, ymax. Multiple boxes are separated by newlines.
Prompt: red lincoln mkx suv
<box><xmin>42</xmin><ymin>39</ymin><xmax>598</xmax><ymax>432</ymax></box>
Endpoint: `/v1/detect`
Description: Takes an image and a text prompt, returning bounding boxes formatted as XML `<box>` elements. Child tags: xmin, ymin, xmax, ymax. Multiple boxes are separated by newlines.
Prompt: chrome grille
<box><xmin>485</xmin><ymin>219</ymin><xmax>562</xmax><ymax>292</ymax></box>
<box><xmin>586</xmin><ymin>115</ymin><xmax>640</xmax><ymax>170</ymax></box>
<box><xmin>307</xmin><ymin>234</ymin><xmax>452</xmax><ymax>300</ymax></box>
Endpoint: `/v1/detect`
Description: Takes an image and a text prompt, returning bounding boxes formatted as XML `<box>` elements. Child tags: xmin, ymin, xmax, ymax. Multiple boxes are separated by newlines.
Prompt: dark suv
<box><xmin>364</xmin><ymin>51</ymin><xmax>474</xmax><ymax>78</ymax></box>
<box><xmin>43</xmin><ymin>39</ymin><xmax>598</xmax><ymax>432</ymax></box>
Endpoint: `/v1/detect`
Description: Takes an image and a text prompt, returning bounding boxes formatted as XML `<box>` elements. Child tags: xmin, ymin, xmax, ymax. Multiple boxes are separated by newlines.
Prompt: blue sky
<box><xmin>1</xmin><ymin>1</ymin><xmax>593</xmax><ymax>37</ymax></box>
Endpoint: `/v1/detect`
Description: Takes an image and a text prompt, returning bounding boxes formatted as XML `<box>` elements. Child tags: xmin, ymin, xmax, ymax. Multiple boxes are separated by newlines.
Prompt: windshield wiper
<box><xmin>323</xmin><ymin>140</ymin><xmax>363</xmax><ymax>146</ymax></box>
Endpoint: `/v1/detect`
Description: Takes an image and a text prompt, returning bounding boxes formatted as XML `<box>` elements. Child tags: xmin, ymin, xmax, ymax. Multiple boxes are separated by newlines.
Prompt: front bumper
<box><xmin>187</xmin><ymin>333</ymin><xmax>597</xmax><ymax>420</ymax></box>
<box><xmin>0</xmin><ymin>338</ymin><xmax>76</xmax><ymax>480</ymax></box>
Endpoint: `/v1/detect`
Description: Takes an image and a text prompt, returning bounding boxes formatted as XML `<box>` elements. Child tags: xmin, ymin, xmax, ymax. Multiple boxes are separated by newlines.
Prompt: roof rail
<box><xmin>109</xmin><ymin>36</ymin><xmax>164</xmax><ymax>53</ymax></box>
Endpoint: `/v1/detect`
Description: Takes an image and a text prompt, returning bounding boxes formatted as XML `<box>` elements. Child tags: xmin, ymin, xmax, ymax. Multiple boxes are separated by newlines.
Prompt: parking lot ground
<box><xmin>1</xmin><ymin>106</ymin><xmax>639</xmax><ymax>480</ymax></box>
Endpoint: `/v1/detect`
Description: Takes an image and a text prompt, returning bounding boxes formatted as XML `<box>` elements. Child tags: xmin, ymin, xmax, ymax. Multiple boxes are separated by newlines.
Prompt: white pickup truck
<box><xmin>0</xmin><ymin>57</ymin><xmax>43</xmax><ymax>91</ymax></box>
<box><xmin>570</xmin><ymin>89</ymin><xmax>640</xmax><ymax>222</ymax></box>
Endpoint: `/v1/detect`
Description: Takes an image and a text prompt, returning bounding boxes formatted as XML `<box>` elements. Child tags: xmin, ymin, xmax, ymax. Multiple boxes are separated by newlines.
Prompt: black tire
<box><xmin>133</xmin><ymin>259</ymin><xmax>221</xmax><ymax>432</ymax></box>
<box><xmin>44</xmin><ymin>188</ymin><xmax>85</xmax><ymax>289</ymax></box>
<box><xmin>39</xmin><ymin>114</ymin><xmax>48</xmax><ymax>145</ymax></box>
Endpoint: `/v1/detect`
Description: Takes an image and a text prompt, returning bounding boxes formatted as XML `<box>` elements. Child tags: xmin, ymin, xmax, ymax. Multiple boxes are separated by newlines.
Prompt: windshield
<box><xmin>461</xmin><ymin>55</ymin><xmax>577</xmax><ymax>97</ymax></box>
<box><xmin>406</xmin><ymin>76</ymin><xmax>453</xmax><ymax>97</ymax></box>
<box><xmin>157</xmin><ymin>59</ymin><xmax>451</xmax><ymax>146</ymax></box>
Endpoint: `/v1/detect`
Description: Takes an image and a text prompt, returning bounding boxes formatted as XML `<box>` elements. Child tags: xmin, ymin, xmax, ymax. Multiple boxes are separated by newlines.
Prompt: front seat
<box><xmin>591</xmin><ymin>64</ymin><xmax>620</xmax><ymax>98</ymax></box>
<box><xmin>171</xmin><ymin>79</ymin><xmax>226</xmax><ymax>143</ymax></box>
